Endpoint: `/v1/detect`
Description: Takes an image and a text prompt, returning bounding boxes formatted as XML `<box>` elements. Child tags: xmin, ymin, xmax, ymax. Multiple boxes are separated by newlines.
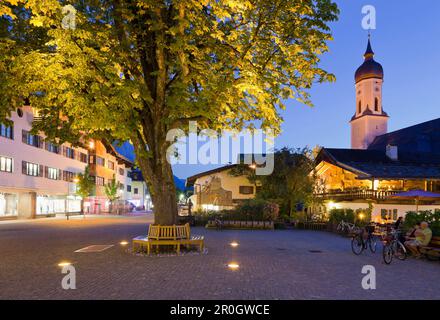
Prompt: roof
<box><xmin>186</xmin><ymin>164</ymin><xmax>237</xmax><ymax>187</ymax></box>
<box><xmin>316</xmin><ymin>148</ymin><xmax>440</xmax><ymax>180</ymax></box>
<box><xmin>368</xmin><ymin>118</ymin><xmax>440</xmax><ymax>155</ymax></box>
<box><xmin>102</xmin><ymin>140</ymin><xmax>134</xmax><ymax>167</ymax></box>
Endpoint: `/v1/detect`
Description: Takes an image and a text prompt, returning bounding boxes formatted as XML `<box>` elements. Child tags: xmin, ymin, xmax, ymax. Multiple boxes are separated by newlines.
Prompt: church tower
<box><xmin>350</xmin><ymin>36</ymin><xmax>389</xmax><ymax>149</ymax></box>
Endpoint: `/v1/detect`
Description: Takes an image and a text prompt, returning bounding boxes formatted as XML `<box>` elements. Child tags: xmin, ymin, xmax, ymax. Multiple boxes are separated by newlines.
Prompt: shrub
<box><xmin>403</xmin><ymin>210</ymin><xmax>440</xmax><ymax>236</ymax></box>
<box><xmin>328</xmin><ymin>208</ymin><xmax>355</xmax><ymax>224</ymax></box>
<box><xmin>263</xmin><ymin>203</ymin><xmax>280</xmax><ymax>221</ymax></box>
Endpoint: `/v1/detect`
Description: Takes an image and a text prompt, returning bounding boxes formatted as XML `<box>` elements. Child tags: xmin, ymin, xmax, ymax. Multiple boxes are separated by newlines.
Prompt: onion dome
<box><xmin>355</xmin><ymin>37</ymin><xmax>384</xmax><ymax>83</ymax></box>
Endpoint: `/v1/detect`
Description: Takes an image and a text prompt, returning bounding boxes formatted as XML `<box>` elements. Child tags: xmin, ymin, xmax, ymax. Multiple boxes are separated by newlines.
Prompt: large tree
<box><xmin>0</xmin><ymin>0</ymin><xmax>339</xmax><ymax>224</ymax></box>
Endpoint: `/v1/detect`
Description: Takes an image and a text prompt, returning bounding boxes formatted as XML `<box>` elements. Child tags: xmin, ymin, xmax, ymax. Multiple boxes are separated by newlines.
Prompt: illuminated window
<box><xmin>23</xmin><ymin>161</ymin><xmax>40</xmax><ymax>176</ymax></box>
<box><xmin>0</xmin><ymin>156</ymin><xmax>13</xmax><ymax>172</ymax></box>
<box><xmin>47</xmin><ymin>167</ymin><xmax>60</xmax><ymax>180</ymax></box>
<box><xmin>239</xmin><ymin>186</ymin><xmax>254</xmax><ymax>194</ymax></box>
<box><xmin>95</xmin><ymin>176</ymin><xmax>105</xmax><ymax>186</ymax></box>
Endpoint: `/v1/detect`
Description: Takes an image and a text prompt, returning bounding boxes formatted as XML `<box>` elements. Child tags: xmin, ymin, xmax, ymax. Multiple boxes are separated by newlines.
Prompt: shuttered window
<box><xmin>22</xmin><ymin>161</ymin><xmax>41</xmax><ymax>176</ymax></box>
<box><xmin>22</xmin><ymin>130</ymin><xmax>43</xmax><ymax>148</ymax></box>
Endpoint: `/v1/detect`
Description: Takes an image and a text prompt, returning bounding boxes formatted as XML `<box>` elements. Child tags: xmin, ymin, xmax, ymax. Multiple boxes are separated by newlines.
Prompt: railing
<box><xmin>314</xmin><ymin>189</ymin><xmax>402</xmax><ymax>201</ymax></box>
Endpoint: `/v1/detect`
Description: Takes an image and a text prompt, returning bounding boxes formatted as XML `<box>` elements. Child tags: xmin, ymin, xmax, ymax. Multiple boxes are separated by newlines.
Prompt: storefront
<box><xmin>0</xmin><ymin>192</ymin><xmax>18</xmax><ymax>217</ymax></box>
<box><xmin>36</xmin><ymin>195</ymin><xmax>82</xmax><ymax>215</ymax></box>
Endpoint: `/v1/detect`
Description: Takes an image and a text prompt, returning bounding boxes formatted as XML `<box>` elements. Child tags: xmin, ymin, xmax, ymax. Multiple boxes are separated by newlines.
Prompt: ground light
<box><xmin>227</xmin><ymin>263</ymin><xmax>240</xmax><ymax>270</ymax></box>
<box><xmin>120</xmin><ymin>241</ymin><xmax>129</xmax><ymax>246</ymax></box>
<box><xmin>230</xmin><ymin>241</ymin><xmax>239</xmax><ymax>247</ymax></box>
<box><xmin>58</xmin><ymin>261</ymin><xmax>72</xmax><ymax>267</ymax></box>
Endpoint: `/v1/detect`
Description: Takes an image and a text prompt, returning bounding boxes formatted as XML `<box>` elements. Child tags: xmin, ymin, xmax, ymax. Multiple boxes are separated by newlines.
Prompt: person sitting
<box><xmin>394</xmin><ymin>217</ymin><xmax>403</xmax><ymax>230</ymax></box>
<box><xmin>405</xmin><ymin>222</ymin><xmax>420</xmax><ymax>241</ymax></box>
<box><xmin>404</xmin><ymin>221</ymin><xmax>432</xmax><ymax>258</ymax></box>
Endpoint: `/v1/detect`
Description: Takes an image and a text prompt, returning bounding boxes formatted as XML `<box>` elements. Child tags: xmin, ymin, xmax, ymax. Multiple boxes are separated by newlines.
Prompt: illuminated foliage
<box><xmin>0</xmin><ymin>0</ymin><xmax>338</xmax><ymax>224</ymax></box>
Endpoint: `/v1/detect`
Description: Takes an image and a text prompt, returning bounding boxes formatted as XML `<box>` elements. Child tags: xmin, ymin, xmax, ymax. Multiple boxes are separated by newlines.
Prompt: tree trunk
<box><xmin>148</xmin><ymin>168</ymin><xmax>178</xmax><ymax>225</ymax></box>
<box><xmin>135</xmin><ymin>141</ymin><xmax>178</xmax><ymax>225</ymax></box>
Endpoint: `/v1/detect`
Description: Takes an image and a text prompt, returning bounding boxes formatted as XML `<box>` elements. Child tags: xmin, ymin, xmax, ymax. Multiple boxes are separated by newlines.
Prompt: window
<box><xmin>63</xmin><ymin>170</ymin><xmax>75</xmax><ymax>182</ymax></box>
<box><xmin>96</xmin><ymin>156</ymin><xmax>105</xmax><ymax>167</ymax></box>
<box><xmin>134</xmin><ymin>188</ymin><xmax>138</xmax><ymax>195</ymax></box>
<box><xmin>119</xmin><ymin>168</ymin><xmax>124</xmax><ymax>176</ymax></box>
<box><xmin>64</xmin><ymin>147</ymin><xmax>75</xmax><ymax>159</ymax></box>
<box><xmin>45</xmin><ymin>142</ymin><xmax>60</xmax><ymax>154</ymax></box>
<box><xmin>108</xmin><ymin>160</ymin><xmax>115</xmax><ymax>170</ymax></box>
<box><xmin>22</xmin><ymin>130</ymin><xmax>43</xmax><ymax>148</ymax></box>
<box><xmin>79</xmin><ymin>152</ymin><xmax>88</xmax><ymax>163</ymax></box>
<box><xmin>358</xmin><ymin>101</ymin><xmax>362</xmax><ymax>114</ymax></box>
<box><xmin>256</xmin><ymin>186</ymin><xmax>262</xmax><ymax>194</ymax></box>
<box><xmin>127</xmin><ymin>185</ymin><xmax>132</xmax><ymax>192</ymax></box>
<box><xmin>22</xmin><ymin>161</ymin><xmax>41</xmax><ymax>176</ymax></box>
<box><xmin>0</xmin><ymin>123</ymin><xmax>13</xmax><ymax>139</ymax></box>
<box><xmin>46</xmin><ymin>167</ymin><xmax>60</xmax><ymax>180</ymax></box>
<box><xmin>381</xmin><ymin>209</ymin><xmax>398</xmax><ymax>221</ymax></box>
<box><xmin>0</xmin><ymin>156</ymin><xmax>13</xmax><ymax>172</ymax></box>
<box><xmin>95</xmin><ymin>176</ymin><xmax>105</xmax><ymax>186</ymax></box>
<box><xmin>239</xmin><ymin>186</ymin><xmax>254</xmax><ymax>195</ymax></box>
<box><xmin>374</xmin><ymin>97</ymin><xmax>379</xmax><ymax>111</ymax></box>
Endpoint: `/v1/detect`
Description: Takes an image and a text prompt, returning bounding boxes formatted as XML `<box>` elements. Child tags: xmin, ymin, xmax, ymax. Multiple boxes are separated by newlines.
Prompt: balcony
<box><xmin>314</xmin><ymin>189</ymin><xmax>403</xmax><ymax>201</ymax></box>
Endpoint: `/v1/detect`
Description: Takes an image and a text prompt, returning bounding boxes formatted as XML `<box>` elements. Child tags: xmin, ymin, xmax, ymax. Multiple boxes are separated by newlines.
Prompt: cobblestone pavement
<box><xmin>0</xmin><ymin>215</ymin><xmax>439</xmax><ymax>300</ymax></box>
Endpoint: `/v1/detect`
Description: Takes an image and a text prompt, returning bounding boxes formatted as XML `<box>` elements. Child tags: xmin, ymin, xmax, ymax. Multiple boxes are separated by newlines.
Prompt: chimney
<box><xmin>386</xmin><ymin>144</ymin><xmax>398</xmax><ymax>161</ymax></box>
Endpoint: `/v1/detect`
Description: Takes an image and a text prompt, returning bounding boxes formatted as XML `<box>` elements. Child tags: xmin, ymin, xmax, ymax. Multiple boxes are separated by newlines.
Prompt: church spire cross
<box><xmin>364</xmin><ymin>34</ymin><xmax>374</xmax><ymax>60</ymax></box>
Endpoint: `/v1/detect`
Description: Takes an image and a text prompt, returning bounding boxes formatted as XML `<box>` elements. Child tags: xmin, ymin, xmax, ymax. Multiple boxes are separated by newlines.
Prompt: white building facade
<box><xmin>0</xmin><ymin>106</ymin><xmax>87</xmax><ymax>219</ymax></box>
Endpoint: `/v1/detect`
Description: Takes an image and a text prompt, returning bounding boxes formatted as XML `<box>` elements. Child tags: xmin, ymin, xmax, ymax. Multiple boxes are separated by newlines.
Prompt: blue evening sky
<box><xmin>172</xmin><ymin>0</ymin><xmax>440</xmax><ymax>180</ymax></box>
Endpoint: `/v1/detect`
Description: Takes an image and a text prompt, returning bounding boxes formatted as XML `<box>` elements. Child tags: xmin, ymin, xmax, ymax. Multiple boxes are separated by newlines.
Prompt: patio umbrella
<box><xmin>389</xmin><ymin>190</ymin><xmax>440</xmax><ymax>213</ymax></box>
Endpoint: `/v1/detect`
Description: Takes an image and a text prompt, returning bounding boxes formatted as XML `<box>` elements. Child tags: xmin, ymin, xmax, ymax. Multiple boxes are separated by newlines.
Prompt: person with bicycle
<box><xmin>404</xmin><ymin>221</ymin><xmax>432</xmax><ymax>258</ymax></box>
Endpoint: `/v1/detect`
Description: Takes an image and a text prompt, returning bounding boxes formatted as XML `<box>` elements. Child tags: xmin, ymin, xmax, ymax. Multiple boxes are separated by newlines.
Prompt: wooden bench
<box><xmin>132</xmin><ymin>223</ymin><xmax>204</xmax><ymax>255</ymax></box>
<box><xmin>419</xmin><ymin>236</ymin><xmax>440</xmax><ymax>261</ymax></box>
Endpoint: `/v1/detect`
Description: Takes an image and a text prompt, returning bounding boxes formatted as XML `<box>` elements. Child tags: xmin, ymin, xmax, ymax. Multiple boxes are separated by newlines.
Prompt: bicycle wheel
<box><xmin>351</xmin><ymin>235</ymin><xmax>364</xmax><ymax>255</ymax></box>
<box><xmin>395</xmin><ymin>241</ymin><xmax>407</xmax><ymax>261</ymax></box>
<box><xmin>369</xmin><ymin>236</ymin><xmax>377</xmax><ymax>253</ymax></box>
<box><xmin>382</xmin><ymin>244</ymin><xmax>393</xmax><ymax>264</ymax></box>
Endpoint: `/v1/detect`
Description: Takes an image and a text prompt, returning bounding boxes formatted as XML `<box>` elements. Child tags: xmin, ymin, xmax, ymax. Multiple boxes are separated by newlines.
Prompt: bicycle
<box><xmin>382</xmin><ymin>229</ymin><xmax>407</xmax><ymax>264</ymax></box>
<box><xmin>337</xmin><ymin>220</ymin><xmax>357</xmax><ymax>234</ymax></box>
<box><xmin>351</xmin><ymin>225</ymin><xmax>378</xmax><ymax>255</ymax></box>
<box><xmin>214</xmin><ymin>217</ymin><xmax>223</xmax><ymax>231</ymax></box>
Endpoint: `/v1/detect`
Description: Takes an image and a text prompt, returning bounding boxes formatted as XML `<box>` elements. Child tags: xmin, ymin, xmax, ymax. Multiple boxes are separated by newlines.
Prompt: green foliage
<box><xmin>403</xmin><ymin>210</ymin><xmax>440</xmax><ymax>236</ymax></box>
<box><xmin>104</xmin><ymin>175</ymin><xmax>121</xmax><ymax>203</ymax></box>
<box><xmin>328</xmin><ymin>209</ymin><xmax>355</xmax><ymax>224</ymax></box>
<box><xmin>241</xmin><ymin>147</ymin><xmax>316</xmax><ymax>216</ymax></box>
<box><xmin>193</xmin><ymin>199</ymin><xmax>279</xmax><ymax>221</ymax></box>
<box><xmin>75</xmin><ymin>166</ymin><xmax>95</xmax><ymax>199</ymax></box>
<box><xmin>1</xmin><ymin>0</ymin><xmax>339</xmax><ymax>224</ymax></box>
